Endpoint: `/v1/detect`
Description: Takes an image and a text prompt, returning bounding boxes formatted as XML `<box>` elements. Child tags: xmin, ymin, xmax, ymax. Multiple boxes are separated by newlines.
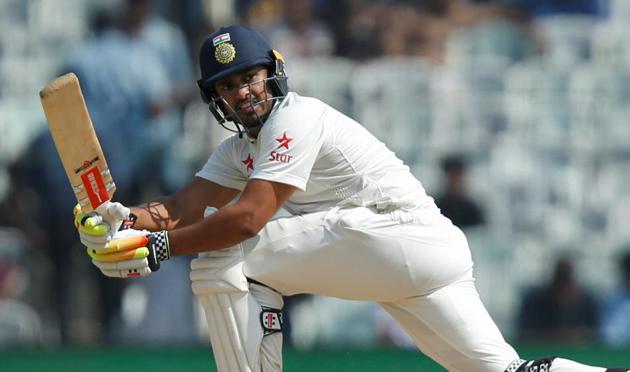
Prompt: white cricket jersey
<box><xmin>196</xmin><ymin>92</ymin><xmax>437</xmax><ymax>215</ymax></box>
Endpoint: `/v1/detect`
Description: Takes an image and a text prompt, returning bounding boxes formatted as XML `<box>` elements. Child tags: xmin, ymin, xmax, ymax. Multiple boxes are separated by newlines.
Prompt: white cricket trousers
<box><xmin>241</xmin><ymin>206</ymin><xmax>519</xmax><ymax>372</ymax></box>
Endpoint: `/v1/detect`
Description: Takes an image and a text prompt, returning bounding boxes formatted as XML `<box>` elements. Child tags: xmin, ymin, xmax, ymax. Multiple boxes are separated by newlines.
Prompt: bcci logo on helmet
<box><xmin>215</xmin><ymin>43</ymin><xmax>236</xmax><ymax>64</ymax></box>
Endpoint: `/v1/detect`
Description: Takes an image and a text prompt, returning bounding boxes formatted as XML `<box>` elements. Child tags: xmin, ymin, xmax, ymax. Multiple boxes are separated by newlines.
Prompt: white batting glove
<box><xmin>73</xmin><ymin>202</ymin><xmax>135</xmax><ymax>250</ymax></box>
<box><xmin>87</xmin><ymin>229</ymin><xmax>171</xmax><ymax>278</ymax></box>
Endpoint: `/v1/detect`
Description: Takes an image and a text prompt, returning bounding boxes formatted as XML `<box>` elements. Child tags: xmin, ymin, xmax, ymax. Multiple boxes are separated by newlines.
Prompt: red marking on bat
<box><xmin>80</xmin><ymin>166</ymin><xmax>109</xmax><ymax>209</ymax></box>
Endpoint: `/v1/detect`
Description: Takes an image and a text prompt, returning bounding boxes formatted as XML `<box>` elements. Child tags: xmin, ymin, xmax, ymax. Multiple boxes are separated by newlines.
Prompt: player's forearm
<box><xmin>167</xmin><ymin>203</ymin><xmax>263</xmax><ymax>256</ymax></box>
<box><xmin>130</xmin><ymin>196</ymin><xmax>201</xmax><ymax>231</ymax></box>
<box><xmin>130</xmin><ymin>199</ymin><xmax>174</xmax><ymax>231</ymax></box>
<box><xmin>127</xmin><ymin>178</ymin><xmax>240</xmax><ymax>232</ymax></box>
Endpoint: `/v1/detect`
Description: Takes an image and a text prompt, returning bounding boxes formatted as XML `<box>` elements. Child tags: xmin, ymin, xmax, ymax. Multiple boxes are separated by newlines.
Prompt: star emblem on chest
<box><xmin>242</xmin><ymin>154</ymin><xmax>254</xmax><ymax>171</ymax></box>
<box><xmin>275</xmin><ymin>132</ymin><xmax>293</xmax><ymax>149</ymax></box>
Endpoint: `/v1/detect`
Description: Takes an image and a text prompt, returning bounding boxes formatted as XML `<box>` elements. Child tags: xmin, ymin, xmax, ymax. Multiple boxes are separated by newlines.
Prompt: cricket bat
<box><xmin>39</xmin><ymin>72</ymin><xmax>116</xmax><ymax>214</ymax></box>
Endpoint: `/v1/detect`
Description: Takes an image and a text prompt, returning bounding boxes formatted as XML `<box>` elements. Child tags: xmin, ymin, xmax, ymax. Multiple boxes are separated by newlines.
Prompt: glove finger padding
<box><xmin>74</xmin><ymin>211</ymin><xmax>110</xmax><ymax>236</ymax></box>
<box><xmin>89</xmin><ymin>231</ymin><xmax>153</xmax><ymax>278</ymax></box>
<box><xmin>79</xmin><ymin>230</ymin><xmax>112</xmax><ymax>248</ymax></box>
<box><xmin>87</xmin><ymin>246</ymin><xmax>150</xmax><ymax>262</ymax></box>
<box><xmin>87</xmin><ymin>228</ymin><xmax>149</xmax><ymax>253</ymax></box>
<box><xmin>73</xmin><ymin>202</ymin><xmax>136</xmax><ymax>250</ymax></box>
<box><xmin>74</xmin><ymin>205</ymin><xmax>113</xmax><ymax>249</ymax></box>
<box><xmin>112</xmin><ymin>229</ymin><xmax>164</xmax><ymax>273</ymax></box>
<box><xmin>87</xmin><ymin>229</ymin><xmax>169</xmax><ymax>278</ymax></box>
<box><xmin>87</xmin><ymin>229</ymin><xmax>151</xmax><ymax>258</ymax></box>
<box><xmin>96</xmin><ymin>234</ymin><xmax>150</xmax><ymax>254</ymax></box>
<box><xmin>92</xmin><ymin>257</ymin><xmax>149</xmax><ymax>271</ymax></box>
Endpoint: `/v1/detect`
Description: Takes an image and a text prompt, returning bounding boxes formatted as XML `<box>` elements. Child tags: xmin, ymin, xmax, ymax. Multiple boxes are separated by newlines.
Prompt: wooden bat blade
<box><xmin>39</xmin><ymin>72</ymin><xmax>116</xmax><ymax>212</ymax></box>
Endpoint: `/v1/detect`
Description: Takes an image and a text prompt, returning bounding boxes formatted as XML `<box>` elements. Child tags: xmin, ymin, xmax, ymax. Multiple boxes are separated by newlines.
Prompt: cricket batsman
<box><xmin>74</xmin><ymin>25</ymin><xmax>629</xmax><ymax>372</ymax></box>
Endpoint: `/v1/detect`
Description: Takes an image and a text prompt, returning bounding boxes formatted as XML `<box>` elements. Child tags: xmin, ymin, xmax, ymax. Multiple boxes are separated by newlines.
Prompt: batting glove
<box><xmin>73</xmin><ymin>202</ymin><xmax>136</xmax><ymax>250</ymax></box>
<box><xmin>87</xmin><ymin>229</ymin><xmax>171</xmax><ymax>278</ymax></box>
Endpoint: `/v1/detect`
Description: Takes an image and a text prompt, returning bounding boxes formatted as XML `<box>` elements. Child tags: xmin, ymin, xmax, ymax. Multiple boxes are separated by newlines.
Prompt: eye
<box><xmin>217</xmin><ymin>82</ymin><xmax>232</xmax><ymax>92</ymax></box>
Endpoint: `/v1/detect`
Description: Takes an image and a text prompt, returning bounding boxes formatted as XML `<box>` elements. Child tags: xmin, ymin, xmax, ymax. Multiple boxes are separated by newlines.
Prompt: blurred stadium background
<box><xmin>1</xmin><ymin>0</ymin><xmax>630</xmax><ymax>370</ymax></box>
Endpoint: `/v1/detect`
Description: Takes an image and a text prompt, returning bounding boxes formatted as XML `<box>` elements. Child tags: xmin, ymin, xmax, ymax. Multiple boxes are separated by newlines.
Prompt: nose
<box><xmin>236</xmin><ymin>83</ymin><xmax>251</xmax><ymax>99</ymax></box>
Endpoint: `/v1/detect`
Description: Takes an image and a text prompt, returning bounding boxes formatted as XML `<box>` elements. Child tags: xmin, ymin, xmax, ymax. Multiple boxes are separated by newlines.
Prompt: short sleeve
<box><xmin>196</xmin><ymin>137</ymin><xmax>248</xmax><ymax>191</ymax></box>
<box><xmin>249</xmin><ymin>108</ymin><xmax>325</xmax><ymax>191</ymax></box>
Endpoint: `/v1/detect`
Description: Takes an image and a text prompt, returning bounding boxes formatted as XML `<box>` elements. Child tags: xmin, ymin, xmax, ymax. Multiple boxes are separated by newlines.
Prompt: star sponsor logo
<box><xmin>275</xmin><ymin>132</ymin><xmax>292</xmax><ymax>149</ymax></box>
<box><xmin>268</xmin><ymin>151</ymin><xmax>293</xmax><ymax>163</ymax></box>
<box><xmin>242</xmin><ymin>154</ymin><xmax>254</xmax><ymax>172</ymax></box>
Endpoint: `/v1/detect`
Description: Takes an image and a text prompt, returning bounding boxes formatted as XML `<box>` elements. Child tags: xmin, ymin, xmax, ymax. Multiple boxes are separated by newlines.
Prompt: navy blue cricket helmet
<box><xmin>196</xmin><ymin>25</ymin><xmax>288</xmax><ymax>132</ymax></box>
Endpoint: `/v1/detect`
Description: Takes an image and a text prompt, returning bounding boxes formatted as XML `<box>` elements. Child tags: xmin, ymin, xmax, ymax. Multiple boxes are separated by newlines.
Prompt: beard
<box><xmin>231</xmin><ymin>96</ymin><xmax>274</xmax><ymax>128</ymax></box>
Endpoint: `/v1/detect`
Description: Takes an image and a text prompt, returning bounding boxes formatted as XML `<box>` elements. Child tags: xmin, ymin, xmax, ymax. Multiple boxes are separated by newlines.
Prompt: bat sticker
<box><xmin>80</xmin><ymin>166</ymin><xmax>109</xmax><ymax>209</ymax></box>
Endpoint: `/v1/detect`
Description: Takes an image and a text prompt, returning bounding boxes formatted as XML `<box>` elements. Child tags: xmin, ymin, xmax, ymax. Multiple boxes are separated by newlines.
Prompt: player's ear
<box><xmin>197</xmin><ymin>79</ymin><xmax>213</xmax><ymax>104</ymax></box>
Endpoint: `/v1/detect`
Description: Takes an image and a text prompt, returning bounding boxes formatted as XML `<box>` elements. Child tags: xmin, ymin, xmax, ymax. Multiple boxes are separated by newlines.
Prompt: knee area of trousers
<box><xmin>506</xmin><ymin>357</ymin><xmax>556</xmax><ymax>372</ymax></box>
<box><xmin>250</xmin><ymin>282</ymin><xmax>284</xmax><ymax>309</ymax></box>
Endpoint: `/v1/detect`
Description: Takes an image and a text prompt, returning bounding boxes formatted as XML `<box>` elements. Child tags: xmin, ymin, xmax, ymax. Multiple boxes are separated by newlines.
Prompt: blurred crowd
<box><xmin>1</xmin><ymin>0</ymin><xmax>630</xmax><ymax>352</ymax></box>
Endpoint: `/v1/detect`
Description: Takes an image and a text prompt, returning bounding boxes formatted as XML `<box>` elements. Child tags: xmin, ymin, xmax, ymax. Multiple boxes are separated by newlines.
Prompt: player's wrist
<box><xmin>146</xmin><ymin>231</ymin><xmax>171</xmax><ymax>272</ymax></box>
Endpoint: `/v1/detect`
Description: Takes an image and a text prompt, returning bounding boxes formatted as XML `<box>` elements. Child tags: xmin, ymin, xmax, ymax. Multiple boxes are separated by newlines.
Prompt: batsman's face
<box><xmin>213</xmin><ymin>67</ymin><xmax>274</xmax><ymax>128</ymax></box>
